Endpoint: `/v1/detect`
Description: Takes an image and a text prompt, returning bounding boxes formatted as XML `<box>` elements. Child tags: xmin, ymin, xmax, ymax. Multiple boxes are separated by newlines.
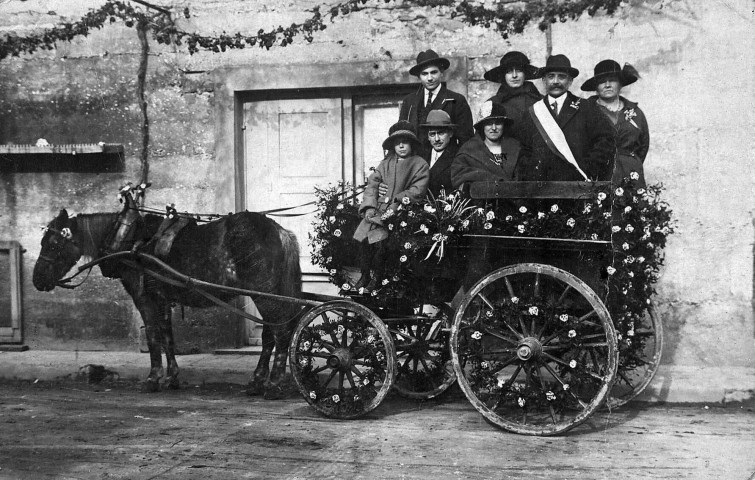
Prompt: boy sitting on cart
<box><xmin>350</xmin><ymin>121</ymin><xmax>429</xmax><ymax>292</ymax></box>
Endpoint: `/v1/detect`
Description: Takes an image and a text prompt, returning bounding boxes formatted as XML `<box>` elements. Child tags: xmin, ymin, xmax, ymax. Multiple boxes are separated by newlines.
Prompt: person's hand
<box><xmin>378</xmin><ymin>182</ymin><xmax>388</xmax><ymax>197</ymax></box>
<box><xmin>363</xmin><ymin>207</ymin><xmax>376</xmax><ymax>220</ymax></box>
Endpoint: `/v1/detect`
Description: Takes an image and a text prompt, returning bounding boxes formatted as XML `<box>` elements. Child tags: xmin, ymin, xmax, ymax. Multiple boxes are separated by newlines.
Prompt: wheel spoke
<box><xmin>345</xmin><ymin>370</ymin><xmax>357</xmax><ymax>389</ymax></box>
<box><xmin>533</xmin><ymin>273</ymin><xmax>541</xmax><ymax>298</ymax></box>
<box><xmin>534</xmin><ymin>363</ymin><xmax>558</xmax><ymax>424</ymax></box>
<box><xmin>504</xmin><ymin>277</ymin><xmax>515</xmax><ymax>298</ymax></box>
<box><xmin>483</xmin><ymin>326</ymin><xmax>520</xmax><ymax>346</ymax></box>
<box><xmin>540</xmin><ymin>361</ymin><xmax>588</xmax><ymax>409</ymax></box>
<box><xmin>323</xmin><ymin>369</ymin><xmax>338</xmax><ymax>389</ymax></box>
<box><xmin>556</xmin><ymin>285</ymin><xmax>572</xmax><ymax>305</ymax></box>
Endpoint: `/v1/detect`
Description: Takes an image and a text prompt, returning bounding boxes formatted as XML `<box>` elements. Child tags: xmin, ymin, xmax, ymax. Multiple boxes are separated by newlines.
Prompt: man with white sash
<box><xmin>515</xmin><ymin>54</ymin><xmax>615</xmax><ymax>181</ymax></box>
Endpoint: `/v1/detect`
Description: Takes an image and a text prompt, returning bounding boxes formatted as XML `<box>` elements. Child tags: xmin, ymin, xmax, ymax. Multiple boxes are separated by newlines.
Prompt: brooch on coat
<box><xmin>624</xmin><ymin>108</ymin><xmax>639</xmax><ymax>129</ymax></box>
<box><xmin>569</xmin><ymin>100</ymin><xmax>580</xmax><ymax>110</ymax></box>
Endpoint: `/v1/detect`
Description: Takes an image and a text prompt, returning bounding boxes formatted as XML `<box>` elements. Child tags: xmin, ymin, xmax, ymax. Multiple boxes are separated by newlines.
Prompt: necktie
<box><xmin>551</xmin><ymin>101</ymin><xmax>558</xmax><ymax>115</ymax></box>
<box><xmin>426</xmin><ymin>91</ymin><xmax>433</xmax><ymax>108</ymax></box>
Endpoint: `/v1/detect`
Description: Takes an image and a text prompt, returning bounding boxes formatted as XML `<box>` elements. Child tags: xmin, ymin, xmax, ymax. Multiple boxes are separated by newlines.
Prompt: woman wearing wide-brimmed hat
<box><xmin>451</xmin><ymin>101</ymin><xmax>520</xmax><ymax>189</ymax></box>
<box><xmin>582</xmin><ymin>59</ymin><xmax>649</xmax><ymax>186</ymax></box>
<box><xmin>485</xmin><ymin>51</ymin><xmax>543</xmax><ymax>130</ymax></box>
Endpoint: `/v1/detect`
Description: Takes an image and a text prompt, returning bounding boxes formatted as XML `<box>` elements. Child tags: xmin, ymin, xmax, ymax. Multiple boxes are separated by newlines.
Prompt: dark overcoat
<box><xmin>399</xmin><ymin>84</ymin><xmax>474</xmax><ymax>156</ymax></box>
<box><xmin>488</xmin><ymin>81</ymin><xmax>543</xmax><ymax>137</ymax></box>
<box><xmin>450</xmin><ymin>135</ymin><xmax>521</xmax><ymax>189</ymax></box>
<box><xmin>515</xmin><ymin>92</ymin><xmax>616</xmax><ymax>181</ymax></box>
<box><xmin>588</xmin><ymin>95</ymin><xmax>650</xmax><ymax>186</ymax></box>
<box><xmin>427</xmin><ymin>142</ymin><xmax>459</xmax><ymax>197</ymax></box>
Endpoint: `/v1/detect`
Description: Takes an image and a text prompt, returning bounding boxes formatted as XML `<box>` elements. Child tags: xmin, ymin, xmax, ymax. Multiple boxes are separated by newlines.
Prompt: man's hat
<box><xmin>539</xmin><ymin>54</ymin><xmax>579</xmax><ymax>78</ymax></box>
<box><xmin>420</xmin><ymin>110</ymin><xmax>457</xmax><ymax>130</ymax></box>
<box><xmin>580</xmin><ymin>59</ymin><xmax>640</xmax><ymax>91</ymax></box>
<box><xmin>382</xmin><ymin>120</ymin><xmax>421</xmax><ymax>151</ymax></box>
<box><xmin>473</xmin><ymin>101</ymin><xmax>513</xmax><ymax>130</ymax></box>
<box><xmin>409</xmin><ymin>49</ymin><xmax>451</xmax><ymax>76</ymax></box>
<box><xmin>484</xmin><ymin>51</ymin><xmax>541</xmax><ymax>83</ymax></box>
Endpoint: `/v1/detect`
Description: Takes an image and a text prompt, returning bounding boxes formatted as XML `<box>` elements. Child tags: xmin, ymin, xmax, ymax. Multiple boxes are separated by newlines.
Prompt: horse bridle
<box><xmin>38</xmin><ymin>225</ymin><xmax>87</xmax><ymax>288</ymax></box>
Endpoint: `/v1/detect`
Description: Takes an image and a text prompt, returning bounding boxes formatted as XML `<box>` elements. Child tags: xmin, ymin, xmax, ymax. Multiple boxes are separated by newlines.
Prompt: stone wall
<box><xmin>0</xmin><ymin>1</ymin><xmax>752</xmax><ymax>398</ymax></box>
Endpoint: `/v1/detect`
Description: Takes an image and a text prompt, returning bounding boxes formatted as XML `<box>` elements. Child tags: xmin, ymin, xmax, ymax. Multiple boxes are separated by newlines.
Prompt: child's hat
<box><xmin>382</xmin><ymin>120</ymin><xmax>420</xmax><ymax>151</ymax></box>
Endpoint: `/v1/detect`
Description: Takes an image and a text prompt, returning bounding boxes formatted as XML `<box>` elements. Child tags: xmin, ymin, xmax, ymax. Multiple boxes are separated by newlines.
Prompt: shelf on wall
<box><xmin>0</xmin><ymin>143</ymin><xmax>125</xmax><ymax>173</ymax></box>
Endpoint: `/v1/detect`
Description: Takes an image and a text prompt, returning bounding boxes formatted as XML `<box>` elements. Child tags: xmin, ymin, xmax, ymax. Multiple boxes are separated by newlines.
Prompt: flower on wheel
<box><xmin>481</xmin><ymin>361</ymin><xmax>490</xmax><ymax>369</ymax></box>
<box><xmin>562</xmin><ymin>383</ymin><xmax>570</xmax><ymax>391</ymax></box>
<box><xmin>559</xmin><ymin>314</ymin><xmax>569</xmax><ymax>323</ymax></box>
<box><xmin>309</xmin><ymin>391</ymin><xmax>317</xmax><ymax>400</ymax></box>
<box><xmin>402</xmin><ymin>196</ymin><xmax>411</xmax><ymax>205</ymax></box>
<box><xmin>566</xmin><ymin>218</ymin><xmax>576</xmax><ymax>228</ymax></box>
<box><xmin>331</xmin><ymin>394</ymin><xmax>341</xmax><ymax>403</ymax></box>
<box><xmin>471</xmin><ymin>331</ymin><xmax>482</xmax><ymax>340</ymax></box>
<box><xmin>546</xmin><ymin>391</ymin><xmax>556</xmax><ymax>401</ymax></box>
<box><xmin>528</xmin><ymin>306</ymin><xmax>539</xmax><ymax>316</ymax></box>
<box><xmin>568</xmin><ymin>329</ymin><xmax>577</xmax><ymax>338</ymax></box>
<box><xmin>399</xmin><ymin>255</ymin><xmax>408</xmax><ymax>263</ymax></box>
<box><xmin>569</xmin><ymin>359</ymin><xmax>577</xmax><ymax>368</ymax></box>
<box><xmin>510</xmin><ymin>296</ymin><xmax>519</xmax><ymax>304</ymax></box>
<box><xmin>551</xmin><ymin>204</ymin><xmax>559</xmax><ymax>213</ymax></box>
<box><xmin>333</xmin><ymin>229</ymin><xmax>342</xmax><ymax>237</ymax></box>
<box><xmin>519</xmin><ymin>206</ymin><xmax>527</xmax><ymax>214</ymax></box>
<box><xmin>517</xmin><ymin>397</ymin><xmax>526</xmax><ymax>408</ymax></box>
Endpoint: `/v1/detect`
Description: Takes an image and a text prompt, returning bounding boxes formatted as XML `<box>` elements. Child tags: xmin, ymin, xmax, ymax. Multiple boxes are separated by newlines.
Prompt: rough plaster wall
<box><xmin>0</xmin><ymin>1</ymin><xmax>752</xmax><ymax>368</ymax></box>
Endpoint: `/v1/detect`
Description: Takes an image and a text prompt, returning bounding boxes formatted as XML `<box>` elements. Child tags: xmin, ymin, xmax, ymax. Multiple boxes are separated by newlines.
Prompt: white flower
<box><xmin>505</xmin><ymin>215</ymin><xmax>513</xmax><ymax>221</ymax></box>
<box><xmin>447</xmin><ymin>194</ymin><xmax>455</xmax><ymax>201</ymax></box>
<box><xmin>484</xmin><ymin>222</ymin><xmax>492</xmax><ymax>230</ymax></box>
<box><xmin>334</xmin><ymin>229</ymin><xmax>342</xmax><ymax>237</ymax></box>
<box><xmin>625</xmin><ymin>224</ymin><xmax>635</xmax><ymax>233</ymax></box>
<box><xmin>517</xmin><ymin>225</ymin><xmax>525</xmax><ymax>233</ymax></box>
<box><xmin>400</xmin><ymin>221</ymin><xmax>407</xmax><ymax>228</ymax></box>
<box><xmin>597</xmin><ymin>192</ymin><xmax>607</xmax><ymax>201</ymax></box>
<box><xmin>424</xmin><ymin>205</ymin><xmax>436</xmax><ymax>213</ymax></box>
<box><xmin>485</xmin><ymin>310</ymin><xmax>494</xmax><ymax>318</ymax></box>
<box><xmin>481</xmin><ymin>361</ymin><xmax>490</xmax><ymax>369</ymax></box>
<box><xmin>624</xmin><ymin>206</ymin><xmax>632</xmax><ymax>213</ymax></box>
<box><xmin>583</xmin><ymin>204</ymin><xmax>592</xmax><ymax>214</ymax></box>
<box><xmin>336</xmin><ymin>204</ymin><xmax>344</xmax><ymax>210</ymax></box>
<box><xmin>447</xmin><ymin>225</ymin><xmax>455</xmax><ymax>232</ymax></box>
<box><xmin>371</xmin><ymin>290</ymin><xmax>378</xmax><ymax>296</ymax></box>
<box><xmin>332</xmin><ymin>394</ymin><xmax>341</xmax><ymax>403</ymax></box>
<box><xmin>637</xmin><ymin>256</ymin><xmax>645</xmax><ymax>263</ymax></box>
<box><xmin>528</xmin><ymin>306</ymin><xmax>539</xmax><ymax>316</ymax></box>
<box><xmin>329</xmin><ymin>269</ymin><xmax>337</xmax><ymax>275</ymax></box>
<box><xmin>303</xmin><ymin>341</ymin><xmax>311</xmax><ymax>350</ymax></box>
<box><xmin>353</xmin><ymin>395</ymin><xmax>360</xmax><ymax>402</ymax></box>
<box><xmin>647</xmin><ymin>242</ymin><xmax>654</xmax><ymax>248</ymax></box>
<box><xmin>550</xmin><ymin>204</ymin><xmax>559</xmax><ymax>213</ymax></box>
<box><xmin>603</xmin><ymin>212</ymin><xmax>612</xmax><ymax>219</ymax></box>
<box><xmin>517</xmin><ymin>397</ymin><xmax>526</xmax><ymax>408</ymax></box>
<box><xmin>546</xmin><ymin>391</ymin><xmax>556</xmax><ymax>401</ymax></box>
<box><xmin>486</xmin><ymin>210</ymin><xmax>495</xmax><ymax>221</ymax></box>
<box><xmin>367</xmin><ymin>335</ymin><xmax>375</xmax><ymax>344</ymax></box>
<box><xmin>471</xmin><ymin>331</ymin><xmax>482</xmax><ymax>340</ymax></box>
<box><xmin>625</xmin><ymin>255</ymin><xmax>635</xmax><ymax>264</ymax></box>
<box><xmin>627</xmin><ymin>329</ymin><xmax>635</xmax><ymax>337</ymax></box>
<box><xmin>329</xmin><ymin>216</ymin><xmax>336</xmax><ymax>222</ymax></box>
<box><xmin>359</xmin><ymin>287</ymin><xmax>366</xmax><ymax>295</ymax></box>
<box><xmin>444</xmin><ymin>204</ymin><xmax>453</xmax><ymax>212</ymax></box>
<box><xmin>612</xmin><ymin>225</ymin><xmax>621</xmax><ymax>233</ymax></box>
<box><xmin>404</xmin><ymin>242</ymin><xmax>412</xmax><ymax>250</ymax></box>
<box><xmin>337</xmin><ymin>325</ymin><xmax>345</xmax><ymax>334</ymax></box>
<box><xmin>363</xmin><ymin>378</ymin><xmax>371</xmax><ymax>386</ymax></box>
<box><xmin>519</xmin><ymin>206</ymin><xmax>527</xmax><ymax>214</ymax></box>
<box><xmin>399</xmin><ymin>255</ymin><xmax>408</xmax><ymax>263</ymax></box>
<box><xmin>563</xmin><ymin>383</ymin><xmax>570</xmax><ymax>391</ymax></box>
<box><xmin>376</xmin><ymin>352</ymin><xmax>385</xmax><ymax>361</ymax></box>
<box><xmin>382</xmin><ymin>278</ymin><xmax>389</xmax><ymax>285</ymax></box>
<box><xmin>566</xmin><ymin>218</ymin><xmax>576</xmax><ymax>228</ymax></box>
<box><xmin>342</xmin><ymin>283</ymin><xmax>351</xmax><ymax>290</ymax></box>
<box><xmin>461</xmin><ymin>220</ymin><xmax>469</xmax><ymax>228</ymax></box>
<box><xmin>615</xmin><ymin>187</ymin><xmax>625</xmax><ymax>196</ymax></box>
<box><xmin>476</xmin><ymin>207</ymin><xmax>484</xmax><ymax>215</ymax></box>
<box><xmin>402</xmin><ymin>196</ymin><xmax>410</xmax><ymax>205</ymax></box>
<box><xmin>559</xmin><ymin>314</ymin><xmax>569</xmax><ymax>322</ymax></box>
<box><xmin>309</xmin><ymin>391</ymin><xmax>317</xmax><ymax>400</ymax></box>
<box><xmin>420</xmin><ymin>224</ymin><xmax>429</xmax><ymax>233</ymax></box>
<box><xmin>622</xmin><ymin>242</ymin><xmax>630</xmax><ymax>251</ymax></box>
<box><xmin>300</xmin><ymin>358</ymin><xmax>310</xmax><ymax>367</ymax></box>
<box><xmin>590</xmin><ymin>233</ymin><xmax>599</xmax><ymax>241</ymax></box>
<box><xmin>537</xmin><ymin>212</ymin><xmax>545</xmax><ymax>219</ymax></box>
<box><xmin>569</xmin><ymin>359</ymin><xmax>577</xmax><ymax>368</ymax></box>
<box><xmin>388</xmin><ymin>224</ymin><xmax>394</xmax><ymax>231</ymax></box>
<box><xmin>630</xmin><ymin>171</ymin><xmax>640</xmax><ymax>181</ymax></box>
<box><xmin>511</xmin><ymin>296</ymin><xmax>519</xmax><ymax>304</ymax></box>
<box><xmin>628</xmin><ymin>271</ymin><xmax>634</xmax><ymax>277</ymax></box>
<box><xmin>568</xmin><ymin>329</ymin><xmax>577</xmax><ymax>338</ymax></box>
<box><xmin>637</xmin><ymin>188</ymin><xmax>646</xmax><ymax>195</ymax></box>
<box><xmin>606</xmin><ymin>266</ymin><xmax>616</xmax><ymax>275</ymax></box>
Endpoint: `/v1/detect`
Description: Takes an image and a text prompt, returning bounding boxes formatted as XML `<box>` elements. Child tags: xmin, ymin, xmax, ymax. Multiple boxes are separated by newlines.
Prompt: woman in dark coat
<box><xmin>485</xmin><ymin>51</ymin><xmax>543</xmax><ymax>135</ymax></box>
<box><xmin>451</xmin><ymin>101</ymin><xmax>520</xmax><ymax>189</ymax></box>
<box><xmin>581</xmin><ymin>59</ymin><xmax>650</xmax><ymax>186</ymax></box>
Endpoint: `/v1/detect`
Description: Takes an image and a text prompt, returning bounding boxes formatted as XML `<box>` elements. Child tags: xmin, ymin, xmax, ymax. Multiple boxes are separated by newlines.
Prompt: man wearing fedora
<box><xmin>515</xmin><ymin>54</ymin><xmax>615</xmax><ymax>181</ymax></box>
<box><xmin>421</xmin><ymin>109</ymin><xmax>459</xmax><ymax>196</ymax></box>
<box><xmin>399</xmin><ymin>49</ymin><xmax>474</xmax><ymax>159</ymax></box>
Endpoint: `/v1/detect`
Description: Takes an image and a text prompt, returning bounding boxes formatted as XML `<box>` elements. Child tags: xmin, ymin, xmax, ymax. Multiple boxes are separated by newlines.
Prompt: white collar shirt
<box><xmin>429</xmin><ymin>148</ymin><xmax>443</xmax><ymax>169</ymax></box>
<box><xmin>547</xmin><ymin>94</ymin><xmax>567</xmax><ymax>115</ymax></box>
<box><xmin>425</xmin><ymin>84</ymin><xmax>441</xmax><ymax>106</ymax></box>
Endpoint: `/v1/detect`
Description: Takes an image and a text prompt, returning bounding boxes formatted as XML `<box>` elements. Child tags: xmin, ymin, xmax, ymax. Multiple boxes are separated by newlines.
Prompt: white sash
<box><xmin>531</xmin><ymin>101</ymin><xmax>589</xmax><ymax>180</ymax></box>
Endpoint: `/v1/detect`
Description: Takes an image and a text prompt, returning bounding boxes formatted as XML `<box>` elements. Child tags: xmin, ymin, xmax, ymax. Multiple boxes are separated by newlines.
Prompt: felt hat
<box><xmin>473</xmin><ymin>101</ymin><xmax>513</xmax><ymax>130</ymax></box>
<box><xmin>382</xmin><ymin>120</ymin><xmax>421</xmax><ymax>151</ymax></box>
<box><xmin>409</xmin><ymin>49</ymin><xmax>451</xmax><ymax>76</ymax></box>
<box><xmin>484</xmin><ymin>51</ymin><xmax>541</xmax><ymax>82</ymax></box>
<box><xmin>539</xmin><ymin>54</ymin><xmax>579</xmax><ymax>78</ymax></box>
<box><xmin>580</xmin><ymin>59</ymin><xmax>639</xmax><ymax>91</ymax></box>
<box><xmin>420</xmin><ymin>110</ymin><xmax>457</xmax><ymax>130</ymax></box>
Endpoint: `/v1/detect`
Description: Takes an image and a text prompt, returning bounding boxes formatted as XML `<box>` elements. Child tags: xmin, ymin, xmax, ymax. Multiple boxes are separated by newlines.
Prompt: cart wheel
<box><xmin>450</xmin><ymin>263</ymin><xmax>619</xmax><ymax>436</ymax></box>
<box><xmin>289</xmin><ymin>301</ymin><xmax>396</xmax><ymax>419</ymax></box>
<box><xmin>606</xmin><ymin>302</ymin><xmax>663</xmax><ymax>409</ymax></box>
<box><xmin>389</xmin><ymin>309</ymin><xmax>456</xmax><ymax>400</ymax></box>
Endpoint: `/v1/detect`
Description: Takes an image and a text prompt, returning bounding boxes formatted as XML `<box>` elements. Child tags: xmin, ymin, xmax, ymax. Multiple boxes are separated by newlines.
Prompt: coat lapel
<box><xmin>558</xmin><ymin>92</ymin><xmax>580</xmax><ymax>127</ymax></box>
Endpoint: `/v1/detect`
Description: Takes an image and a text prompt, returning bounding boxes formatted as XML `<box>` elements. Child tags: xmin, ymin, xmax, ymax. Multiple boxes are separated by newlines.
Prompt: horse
<box><xmin>32</xmin><ymin>189</ymin><xmax>303</xmax><ymax>399</ymax></box>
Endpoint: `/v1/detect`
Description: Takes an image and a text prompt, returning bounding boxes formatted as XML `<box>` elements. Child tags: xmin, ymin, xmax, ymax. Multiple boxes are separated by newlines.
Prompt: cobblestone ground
<box><xmin>0</xmin><ymin>378</ymin><xmax>753</xmax><ymax>480</ymax></box>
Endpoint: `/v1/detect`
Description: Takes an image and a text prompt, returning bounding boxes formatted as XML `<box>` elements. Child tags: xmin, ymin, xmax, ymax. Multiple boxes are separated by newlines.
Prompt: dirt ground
<box><xmin>0</xmin><ymin>377</ymin><xmax>753</xmax><ymax>480</ymax></box>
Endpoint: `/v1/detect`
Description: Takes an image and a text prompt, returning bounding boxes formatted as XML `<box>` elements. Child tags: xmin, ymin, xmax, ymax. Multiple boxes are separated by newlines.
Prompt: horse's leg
<box><xmin>161</xmin><ymin>302</ymin><xmax>180</xmax><ymax>390</ymax></box>
<box><xmin>122</xmin><ymin>274</ymin><xmax>164</xmax><ymax>392</ymax></box>
<box><xmin>247</xmin><ymin>321</ymin><xmax>274</xmax><ymax>396</ymax></box>
<box><xmin>263</xmin><ymin>323</ymin><xmax>292</xmax><ymax>400</ymax></box>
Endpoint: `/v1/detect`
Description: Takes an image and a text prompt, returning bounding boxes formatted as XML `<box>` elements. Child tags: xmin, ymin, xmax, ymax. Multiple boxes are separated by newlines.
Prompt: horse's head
<box><xmin>33</xmin><ymin>209</ymin><xmax>83</xmax><ymax>291</ymax></box>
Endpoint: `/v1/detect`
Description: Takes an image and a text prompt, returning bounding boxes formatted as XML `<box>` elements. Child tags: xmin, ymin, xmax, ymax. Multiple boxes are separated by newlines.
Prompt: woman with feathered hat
<box><xmin>582</xmin><ymin>59</ymin><xmax>650</xmax><ymax>186</ymax></box>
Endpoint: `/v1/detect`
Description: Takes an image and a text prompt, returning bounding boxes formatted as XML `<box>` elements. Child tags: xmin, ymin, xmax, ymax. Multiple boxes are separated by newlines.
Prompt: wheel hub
<box><xmin>327</xmin><ymin>348</ymin><xmax>353</xmax><ymax>370</ymax></box>
<box><xmin>516</xmin><ymin>337</ymin><xmax>542</xmax><ymax>361</ymax></box>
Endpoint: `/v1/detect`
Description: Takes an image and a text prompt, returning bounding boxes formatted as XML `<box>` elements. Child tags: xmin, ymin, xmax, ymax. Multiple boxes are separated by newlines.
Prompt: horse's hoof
<box><xmin>142</xmin><ymin>379</ymin><xmax>160</xmax><ymax>393</ymax></box>
<box><xmin>166</xmin><ymin>377</ymin><xmax>180</xmax><ymax>390</ymax></box>
<box><xmin>246</xmin><ymin>380</ymin><xmax>265</xmax><ymax>396</ymax></box>
<box><xmin>263</xmin><ymin>385</ymin><xmax>285</xmax><ymax>400</ymax></box>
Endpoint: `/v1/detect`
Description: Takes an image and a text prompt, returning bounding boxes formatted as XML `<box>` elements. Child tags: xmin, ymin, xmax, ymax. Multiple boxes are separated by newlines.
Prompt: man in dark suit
<box><xmin>420</xmin><ymin>110</ymin><xmax>459</xmax><ymax>197</ymax></box>
<box><xmin>399</xmin><ymin>49</ymin><xmax>474</xmax><ymax>159</ymax></box>
<box><xmin>515</xmin><ymin>54</ymin><xmax>615</xmax><ymax>181</ymax></box>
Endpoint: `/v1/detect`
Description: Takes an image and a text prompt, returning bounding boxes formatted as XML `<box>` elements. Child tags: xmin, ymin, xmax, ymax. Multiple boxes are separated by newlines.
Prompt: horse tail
<box><xmin>276</xmin><ymin>225</ymin><xmax>302</xmax><ymax>300</ymax></box>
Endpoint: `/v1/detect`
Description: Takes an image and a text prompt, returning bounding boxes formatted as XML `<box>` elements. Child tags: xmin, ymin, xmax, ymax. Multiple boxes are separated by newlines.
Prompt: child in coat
<box><xmin>351</xmin><ymin>120</ymin><xmax>430</xmax><ymax>292</ymax></box>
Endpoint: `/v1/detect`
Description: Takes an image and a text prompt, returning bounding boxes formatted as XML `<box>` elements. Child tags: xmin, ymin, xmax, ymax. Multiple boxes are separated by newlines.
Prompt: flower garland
<box><xmin>311</xmin><ymin>174</ymin><xmax>674</xmax><ymax>370</ymax></box>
